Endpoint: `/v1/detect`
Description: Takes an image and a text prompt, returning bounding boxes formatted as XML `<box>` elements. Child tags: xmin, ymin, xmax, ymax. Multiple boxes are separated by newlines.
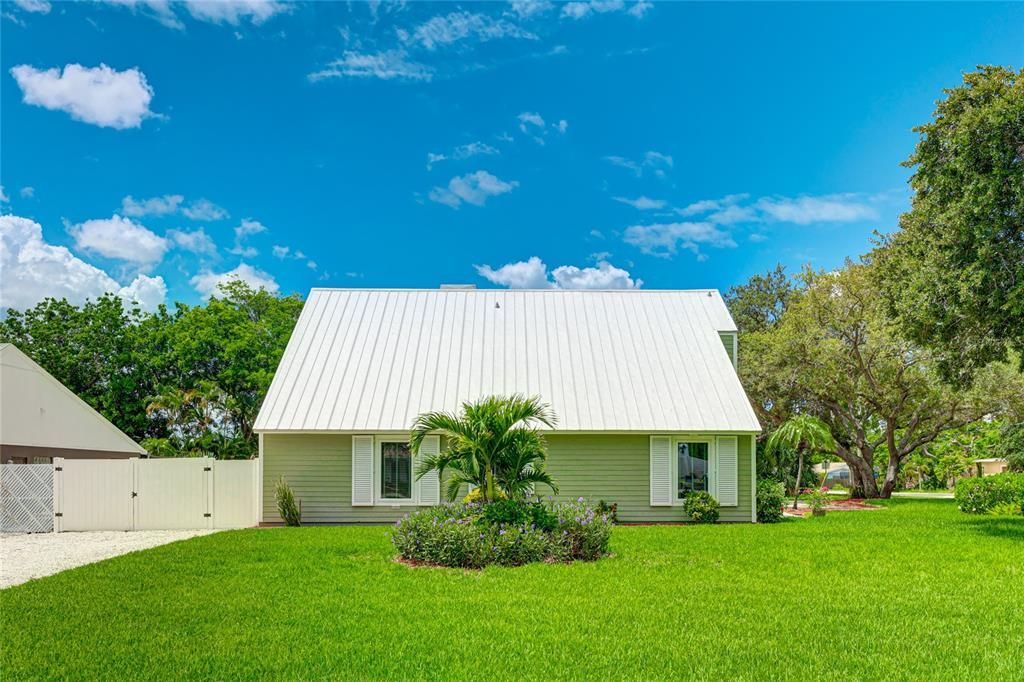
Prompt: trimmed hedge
<box><xmin>954</xmin><ymin>472</ymin><xmax>1024</xmax><ymax>515</ymax></box>
<box><xmin>391</xmin><ymin>498</ymin><xmax>613</xmax><ymax>568</ymax></box>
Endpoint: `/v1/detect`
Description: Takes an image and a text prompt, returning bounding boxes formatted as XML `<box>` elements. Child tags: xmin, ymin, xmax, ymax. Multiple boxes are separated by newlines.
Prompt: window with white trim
<box><xmin>380</xmin><ymin>441</ymin><xmax>413</xmax><ymax>501</ymax></box>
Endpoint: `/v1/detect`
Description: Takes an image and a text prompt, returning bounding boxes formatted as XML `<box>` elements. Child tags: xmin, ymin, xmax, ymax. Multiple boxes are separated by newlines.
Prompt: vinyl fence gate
<box><xmin>52</xmin><ymin>457</ymin><xmax>257</xmax><ymax>532</ymax></box>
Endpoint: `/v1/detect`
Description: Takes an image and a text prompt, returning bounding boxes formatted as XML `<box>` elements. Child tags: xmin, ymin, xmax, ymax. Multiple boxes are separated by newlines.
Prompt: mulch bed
<box><xmin>784</xmin><ymin>498</ymin><xmax>883</xmax><ymax>517</ymax></box>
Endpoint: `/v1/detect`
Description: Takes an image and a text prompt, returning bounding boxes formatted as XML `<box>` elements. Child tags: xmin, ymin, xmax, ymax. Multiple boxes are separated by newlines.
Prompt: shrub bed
<box><xmin>391</xmin><ymin>498</ymin><xmax>613</xmax><ymax>568</ymax></box>
<box><xmin>954</xmin><ymin>472</ymin><xmax>1024</xmax><ymax>515</ymax></box>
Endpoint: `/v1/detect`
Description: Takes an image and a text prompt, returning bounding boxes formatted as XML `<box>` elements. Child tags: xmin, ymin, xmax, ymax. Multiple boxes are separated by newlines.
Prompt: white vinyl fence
<box><xmin>1</xmin><ymin>458</ymin><xmax>258</xmax><ymax>532</ymax></box>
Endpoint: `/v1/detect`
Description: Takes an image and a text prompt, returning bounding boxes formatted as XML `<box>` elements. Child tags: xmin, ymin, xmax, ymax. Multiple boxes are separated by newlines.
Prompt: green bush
<box><xmin>391</xmin><ymin>498</ymin><xmax>613</xmax><ymax>568</ymax></box>
<box><xmin>480</xmin><ymin>499</ymin><xmax>558</xmax><ymax>532</ymax></box>
<box><xmin>596</xmin><ymin>499</ymin><xmax>618</xmax><ymax>524</ymax></box>
<box><xmin>682</xmin><ymin>491</ymin><xmax>720</xmax><ymax>524</ymax></box>
<box><xmin>274</xmin><ymin>477</ymin><xmax>301</xmax><ymax>526</ymax></box>
<box><xmin>986</xmin><ymin>501</ymin><xmax>1024</xmax><ymax>517</ymax></box>
<box><xmin>756</xmin><ymin>479</ymin><xmax>786</xmax><ymax>523</ymax></box>
<box><xmin>954</xmin><ymin>473</ymin><xmax>1024</xmax><ymax>514</ymax></box>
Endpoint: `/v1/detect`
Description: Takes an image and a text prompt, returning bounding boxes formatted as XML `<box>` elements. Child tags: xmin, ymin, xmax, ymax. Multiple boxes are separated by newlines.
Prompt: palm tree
<box><xmin>766</xmin><ymin>414</ymin><xmax>836</xmax><ymax>509</ymax></box>
<box><xmin>410</xmin><ymin>395</ymin><xmax>559</xmax><ymax>503</ymax></box>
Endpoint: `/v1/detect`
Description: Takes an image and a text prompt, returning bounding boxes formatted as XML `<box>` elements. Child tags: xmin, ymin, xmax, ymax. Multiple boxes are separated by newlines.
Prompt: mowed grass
<box><xmin>2</xmin><ymin>500</ymin><xmax>1022</xmax><ymax>680</ymax></box>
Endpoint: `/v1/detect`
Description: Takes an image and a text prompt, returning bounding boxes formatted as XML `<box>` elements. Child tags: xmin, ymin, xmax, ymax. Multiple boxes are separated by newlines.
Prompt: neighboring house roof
<box><xmin>0</xmin><ymin>344</ymin><xmax>145</xmax><ymax>454</ymax></box>
<box><xmin>255</xmin><ymin>288</ymin><xmax>760</xmax><ymax>433</ymax></box>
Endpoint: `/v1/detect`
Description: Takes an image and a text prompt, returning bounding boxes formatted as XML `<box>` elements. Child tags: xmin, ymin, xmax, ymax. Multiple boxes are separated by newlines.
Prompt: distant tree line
<box><xmin>0</xmin><ymin>280</ymin><xmax>303</xmax><ymax>459</ymax></box>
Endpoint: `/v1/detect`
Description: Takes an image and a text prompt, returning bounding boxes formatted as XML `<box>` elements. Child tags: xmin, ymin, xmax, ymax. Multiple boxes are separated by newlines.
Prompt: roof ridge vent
<box><xmin>440</xmin><ymin>284</ymin><xmax>476</xmax><ymax>290</ymax></box>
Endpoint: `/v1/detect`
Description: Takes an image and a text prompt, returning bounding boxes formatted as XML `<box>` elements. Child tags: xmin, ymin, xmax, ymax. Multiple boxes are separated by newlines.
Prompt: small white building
<box><xmin>0</xmin><ymin>344</ymin><xmax>145</xmax><ymax>464</ymax></box>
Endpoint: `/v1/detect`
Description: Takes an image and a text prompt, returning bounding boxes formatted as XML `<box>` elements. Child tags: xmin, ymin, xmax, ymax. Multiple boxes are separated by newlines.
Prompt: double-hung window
<box><xmin>380</xmin><ymin>441</ymin><xmax>413</xmax><ymax>501</ymax></box>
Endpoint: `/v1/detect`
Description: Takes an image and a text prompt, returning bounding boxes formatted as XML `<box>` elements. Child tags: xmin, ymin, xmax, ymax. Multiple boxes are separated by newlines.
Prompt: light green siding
<box><xmin>718</xmin><ymin>332</ymin><xmax>737</xmax><ymax>368</ymax></box>
<box><xmin>542</xmin><ymin>434</ymin><xmax>753</xmax><ymax>523</ymax></box>
<box><xmin>262</xmin><ymin>432</ymin><xmax>755</xmax><ymax>524</ymax></box>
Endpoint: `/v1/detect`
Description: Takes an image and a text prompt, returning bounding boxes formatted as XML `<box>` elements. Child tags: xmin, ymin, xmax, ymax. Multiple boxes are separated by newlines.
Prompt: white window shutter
<box><xmin>352</xmin><ymin>436</ymin><xmax>374</xmax><ymax>506</ymax></box>
<box><xmin>650</xmin><ymin>436</ymin><xmax>672</xmax><ymax>506</ymax></box>
<box><xmin>417</xmin><ymin>435</ymin><xmax>441</xmax><ymax>505</ymax></box>
<box><xmin>716</xmin><ymin>436</ymin><xmax>738</xmax><ymax>506</ymax></box>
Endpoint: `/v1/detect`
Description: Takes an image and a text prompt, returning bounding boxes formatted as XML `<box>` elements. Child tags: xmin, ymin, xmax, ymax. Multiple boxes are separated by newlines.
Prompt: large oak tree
<box><xmin>742</xmin><ymin>262</ymin><xmax>1024</xmax><ymax>498</ymax></box>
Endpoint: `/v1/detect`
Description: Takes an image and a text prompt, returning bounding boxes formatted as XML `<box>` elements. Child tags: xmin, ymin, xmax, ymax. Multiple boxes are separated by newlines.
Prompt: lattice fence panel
<box><xmin>1</xmin><ymin>464</ymin><xmax>53</xmax><ymax>533</ymax></box>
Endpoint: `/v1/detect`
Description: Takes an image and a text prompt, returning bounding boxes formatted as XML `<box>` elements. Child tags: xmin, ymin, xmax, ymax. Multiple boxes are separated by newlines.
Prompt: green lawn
<box><xmin>2</xmin><ymin>499</ymin><xmax>1022</xmax><ymax>680</ymax></box>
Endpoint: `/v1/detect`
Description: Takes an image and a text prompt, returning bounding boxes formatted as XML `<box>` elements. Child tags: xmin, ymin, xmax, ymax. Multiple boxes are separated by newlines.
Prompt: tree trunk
<box><xmin>791</xmin><ymin>444</ymin><xmax>805</xmax><ymax>510</ymax></box>
<box><xmin>880</xmin><ymin>456</ymin><xmax>899</xmax><ymax>498</ymax></box>
<box><xmin>848</xmin><ymin>458</ymin><xmax>881</xmax><ymax>498</ymax></box>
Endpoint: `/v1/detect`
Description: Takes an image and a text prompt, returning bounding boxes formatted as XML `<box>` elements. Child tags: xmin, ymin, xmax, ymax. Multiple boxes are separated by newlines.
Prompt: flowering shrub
<box><xmin>807</xmin><ymin>487</ymin><xmax>831</xmax><ymax>515</ymax></box>
<box><xmin>391</xmin><ymin>498</ymin><xmax>612</xmax><ymax>568</ymax></box>
<box><xmin>682</xmin><ymin>491</ymin><xmax>720</xmax><ymax>523</ymax></box>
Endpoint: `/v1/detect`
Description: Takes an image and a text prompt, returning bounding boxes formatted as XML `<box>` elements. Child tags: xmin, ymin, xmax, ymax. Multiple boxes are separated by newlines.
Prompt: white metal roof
<box><xmin>254</xmin><ymin>289</ymin><xmax>760</xmax><ymax>433</ymax></box>
<box><xmin>0</xmin><ymin>344</ymin><xmax>146</xmax><ymax>453</ymax></box>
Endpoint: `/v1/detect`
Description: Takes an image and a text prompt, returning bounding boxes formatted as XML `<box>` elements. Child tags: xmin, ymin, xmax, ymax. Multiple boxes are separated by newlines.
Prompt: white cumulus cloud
<box><xmin>429</xmin><ymin>171</ymin><xmax>518</xmax><ymax>209</ymax></box>
<box><xmin>66</xmin><ymin>215</ymin><xmax>168</xmax><ymax>265</ymax></box>
<box><xmin>1</xmin><ymin>215</ymin><xmax>166</xmax><ymax>311</ymax></box>
<box><xmin>10</xmin><ymin>63</ymin><xmax>155</xmax><ymax>129</ymax></box>
<box><xmin>190</xmin><ymin>262</ymin><xmax>278</xmax><ymax>298</ymax></box>
<box><xmin>476</xmin><ymin>256</ymin><xmax>641</xmax><ymax>289</ymax></box>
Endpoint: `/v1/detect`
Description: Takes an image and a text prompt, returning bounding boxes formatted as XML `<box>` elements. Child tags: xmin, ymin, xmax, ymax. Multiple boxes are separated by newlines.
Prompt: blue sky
<box><xmin>2</xmin><ymin>1</ymin><xmax>1022</xmax><ymax>310</ymax></box>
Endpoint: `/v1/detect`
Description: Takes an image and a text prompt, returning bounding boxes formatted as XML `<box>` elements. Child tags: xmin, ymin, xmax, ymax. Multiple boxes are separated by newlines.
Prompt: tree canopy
<box><xmin>875</xmin><ymin>66</ymin><xmax>1024</xmax><ymax>383</ymax></box>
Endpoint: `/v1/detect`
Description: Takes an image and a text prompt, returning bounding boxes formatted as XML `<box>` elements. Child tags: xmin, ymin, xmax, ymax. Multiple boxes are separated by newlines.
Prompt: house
<box><xmin>0</xmin><ymin>344</ymin><xmax>145</xmax><ymax>463</ymax></box>
<box><xmin>254</xmin><ymin>288</ymin><xmax>761</xmax><ymax>523</ymax></box>
<box><xmin>974</xmin><ymin>458</ymin><xmax>1010</xmax><ymax>476</ymax></box>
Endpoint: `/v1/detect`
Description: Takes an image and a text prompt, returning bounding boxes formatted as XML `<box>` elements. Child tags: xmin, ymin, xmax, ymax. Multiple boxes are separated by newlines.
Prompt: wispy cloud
<box><xmin>604</xmin><ymin>150</ymin><xmax>673</xmax><ymax>178</ymax></box>
<box><xmin>613</xmin><ymin>196</ymin><xmax>666</xmax><ymax>210</ymax></box>
<box><xmin>398</xmin><ymin>11</ymin><xmax>537</xmax><ymax>50</ymax></box>
<box><xmin>121</xmin><ymin>194</ymin><xmax>183</xmax><ymax>217</ymax></box>
<box><xmin>476</xmin><ymin>255</ymin><xmax>642</xmax><ymax>289</ymax></box>
<box><xmin>623</xmin><ymin>221</ymin><xmax>736</xmax><ymax>259</ymax></box>
<box><xmin>309</xmin><ymin>49</ymin><xmax>433</xmax><ymax>82</ymax></box>
<box><xmin>429</xmin><ymin>170</ymin><xmax>518</xmax><ymax>209</ymax></box>
<box><xmin>426</xmin><ymin>141</ymin><xmax>500</xmax><ymax>170</ymax></box>
<box><xmin>517</xmin><ymin>111</ymin><xmax>568</xmax><ymax>144</ymax></box>
<box><xmin>754</xmin><ymin>194</ymin><xmax>879</xmax><ymax>224</ymax></box>
<box><xmin>167</xmin><ymin>227</ymin><xmax>217</xmax><ymax>256</ymax></box>
<box><xmin>227</xmin><ymin>218</ymin><xmax>267</xmax><ymax>257</ymax></box>
<box><xmin>561</xmin><ymin>1</ymin><xmax>650</xmax><ymax>21</ymax></box>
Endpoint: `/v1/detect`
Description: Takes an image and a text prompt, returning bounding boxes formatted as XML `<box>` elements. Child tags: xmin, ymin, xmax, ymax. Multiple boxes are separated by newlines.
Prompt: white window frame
<box><xmin>374</xmin><ymin>437</ymin><xmax>417</xmax><ymax>506</ymax></box>
<box><xmin>671</xmin><ymin>435</ymin><xmax>717</xmax><ymax>506</ymax></box>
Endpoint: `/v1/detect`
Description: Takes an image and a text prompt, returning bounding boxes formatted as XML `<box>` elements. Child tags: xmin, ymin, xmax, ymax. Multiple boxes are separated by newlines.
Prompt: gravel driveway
<box><xmin>1</xmin><ymin>530</ymin><xmax>219</xmax><ymax>589</ymax></box>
